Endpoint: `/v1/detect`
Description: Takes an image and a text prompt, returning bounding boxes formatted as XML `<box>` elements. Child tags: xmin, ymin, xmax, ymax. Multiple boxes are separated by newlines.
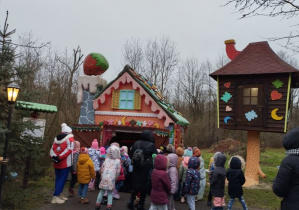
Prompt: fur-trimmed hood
<box><xmin>54</xmin><ymin>134</ymin><xmax>74</xmax><ymax>144</ymax></box>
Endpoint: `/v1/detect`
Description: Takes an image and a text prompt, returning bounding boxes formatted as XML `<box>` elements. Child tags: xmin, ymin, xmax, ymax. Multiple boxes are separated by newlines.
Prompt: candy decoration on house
<box><xmin>77</xmin><ymin>53</ymin><xmax>109</xmax><ymax>124</ymax></box>
<box><xmin>210</xmin><ymin>39</ymin><xmax>299</xmax><ymax>186</ymax></box>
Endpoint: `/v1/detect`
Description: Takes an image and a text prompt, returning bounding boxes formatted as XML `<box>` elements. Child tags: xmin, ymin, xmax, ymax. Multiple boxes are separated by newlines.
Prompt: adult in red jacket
<box><xmin>50</xmin><ymin>123</ymin><xmax>74</xmax><ymax>204</ymax></box>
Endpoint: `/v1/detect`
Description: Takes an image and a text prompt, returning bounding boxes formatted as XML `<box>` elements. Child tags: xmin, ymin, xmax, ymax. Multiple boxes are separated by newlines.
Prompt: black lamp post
<box><xmin>0</xmin><ymin>83</ymin><xmax>20</xmax><ymax>208</ymax></box>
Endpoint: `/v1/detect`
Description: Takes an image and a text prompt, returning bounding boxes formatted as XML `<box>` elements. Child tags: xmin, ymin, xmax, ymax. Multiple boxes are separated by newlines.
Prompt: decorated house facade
<box><xmin>73</xmin><ymin>54</ymin><xmax>189</xmax><ymax>148</ymax></box>
<box><xmin>92</xmin><ymin>65</ymin><xmax>189</xmax><ymax>149</ymax></box>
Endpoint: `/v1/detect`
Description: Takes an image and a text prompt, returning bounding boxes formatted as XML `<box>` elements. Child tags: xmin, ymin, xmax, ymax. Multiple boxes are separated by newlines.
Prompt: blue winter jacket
<box><xmin>183</xmin><ymin>157</ymin><xmax>200</xmax><ymax>195</ymax></box>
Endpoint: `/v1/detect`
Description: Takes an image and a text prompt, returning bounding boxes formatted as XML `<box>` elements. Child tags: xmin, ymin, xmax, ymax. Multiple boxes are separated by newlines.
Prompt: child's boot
<box><xmin>95</xmin><ymin>202</ymin><xmax>101</xmax><ymax>210</ymax></box>
<box><xmin>136</xmin><ymin>205</ymin><xmax>144</xmax><ymax>210</ymax></box>
<box><xmin>68</xmin><ymin>187</ymin><xmax>75</xmax><ymax>197</ymax></box>
<box><xmin>126</xmin><ymin>198</ymin><xmax>134</xmax><ymax>210</ymax></box>
<box><xmin>113</xmin><ymin>189</ymin><xmax>120</xmax><ymax>200</ymax></box>
<box><xmin>106</xmin><ymin>204</ymin><xmax>112</xmax><ymax>210</ymax></box>
<box><xmin>81</xmin><ymin>197</ymin><xmax>90</xmax><ymax>204</ymax></box>
<box><xmin>180</xmin><ymin>196</ymin><xmax>185</xmax><ymax>203</ymax></box>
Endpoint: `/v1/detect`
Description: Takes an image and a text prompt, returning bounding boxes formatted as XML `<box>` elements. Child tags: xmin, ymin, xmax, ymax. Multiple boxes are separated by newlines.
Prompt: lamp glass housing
<box><xmin>7</xmin><ymin>83</ymin><xmax>20</xmax><ymax>103</ymax></box>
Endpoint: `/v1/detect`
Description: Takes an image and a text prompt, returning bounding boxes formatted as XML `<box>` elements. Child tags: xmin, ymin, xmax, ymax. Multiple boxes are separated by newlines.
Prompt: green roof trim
<box><xmin>15</xmin><ymin>101</ymin><xmax>57</xmax><ymax>113</ymax></box>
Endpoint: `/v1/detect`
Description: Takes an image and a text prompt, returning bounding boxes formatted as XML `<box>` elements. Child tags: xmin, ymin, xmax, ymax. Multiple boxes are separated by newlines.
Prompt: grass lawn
<box><xmin>201</xmin><ymin>148</ymin><xmax>284</xmax><ymax>210</ymax></box>
<box><xmin>18</xmin><ymin>148</ymin><xmax>285</xmax><ymax>210</ymax></box>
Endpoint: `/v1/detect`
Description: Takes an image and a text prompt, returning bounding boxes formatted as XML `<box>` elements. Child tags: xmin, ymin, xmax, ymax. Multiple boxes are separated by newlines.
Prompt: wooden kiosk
<box><xmin>210</xmin><ymin>40</ymin><xmax>299</xmax><ymax>185</ymax></box>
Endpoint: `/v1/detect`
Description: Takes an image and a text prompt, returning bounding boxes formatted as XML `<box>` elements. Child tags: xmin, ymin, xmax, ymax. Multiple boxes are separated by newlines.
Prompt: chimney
<box><xmin>225</xmin><ymin>39</ymin><xmax>241</xmax><ymax>60</ymax></box>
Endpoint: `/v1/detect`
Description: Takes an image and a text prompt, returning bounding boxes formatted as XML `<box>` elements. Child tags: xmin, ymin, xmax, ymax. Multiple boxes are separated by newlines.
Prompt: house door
<box><xmin>236</xmin><ymin>84</ymin><xmax>264</xmax><ymax>127</ymax></box>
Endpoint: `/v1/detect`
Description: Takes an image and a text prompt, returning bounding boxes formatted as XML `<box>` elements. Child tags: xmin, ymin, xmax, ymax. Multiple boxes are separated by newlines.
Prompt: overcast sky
<box><xmin>0</xmin><ymin>0</ymin><xmax>298</xmax><ymax>82</ymax></box>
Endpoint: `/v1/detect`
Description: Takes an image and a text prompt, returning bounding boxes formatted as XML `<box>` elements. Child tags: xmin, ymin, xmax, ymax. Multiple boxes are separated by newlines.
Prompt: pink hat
<box><xmin>100</xmin><ymin>146</ymin><xmax>106</xmax><ymax>155</ymax></box>
<box><xmin>91</xmin><ymin>139</ymin><xmax>99</xmax><ymax>150</ymax></box>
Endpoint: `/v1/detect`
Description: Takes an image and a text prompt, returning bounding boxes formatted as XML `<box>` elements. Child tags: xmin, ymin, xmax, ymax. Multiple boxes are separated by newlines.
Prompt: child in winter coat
<box><xmin>174</xmin><ymin>147</ymin><xmax>184</xmax><ymax>201</ymax></box>
<box><xmin>88</xmin><ymin>139</ymin><xmax>101</xmax><ymax>191</ymax></box>
<box><xmin>99</xmin><ymin>146</ymin><xmax>106</xmax><ymax>165</ymax></box>
<box><xmin>119</xmin><ymin>146</ymin><xmax>132</xmax><ymax>193</ymax></box>
<box><xmin>68</xmin><ymin>141</ymin><xmax>80</xmax><ymax>197</ymax></box>
<box><xmin>76</xmin><ymin>147</ymin><xmax>95</xmax><ymax>204</ymax></box>
<box><xmin>184</xmin><ymin>147</ymin><xmax>193</xmax><ymax>157</ymax></box>
<box><xmin>207</xmin><ymin>156</ymin><xmax>214</xmax><ymax>206</ymax></box>
<box><xmin>183</xmin><ymin>157</ymin><xmax>200</xmax><ymax>210</ymax></box>
<box><xmin>210</xmin><ymin>152</ymin><xmax>227</xmax><ymax>210</ymax></box>
<box><xmin>167</xmin><ymin>153</ymin><xmax>178</xmax><ymax>210</ymax></box>
<box><xmin>95</xmin><ymin>145</ymin><xmax>121</xmax><ymax>210</ymax></box>
<box><xmin>226</xmin><ymin>156</ymin><xmax>248</xmax><ymax>210</ymax></box>
<box><xmin>192</xmin><ymin>148</ymin><xmax>206</xmax><ymax>201</ymax></box>
<box><xmin>149</xmin><ymin>154</ymin><xmax>171</xmax><ymax>210</ymax></box>
<box><xmin>179</xmin><ymin>156</ymin><xmax>190</xmax><ymax>203</ymax></box>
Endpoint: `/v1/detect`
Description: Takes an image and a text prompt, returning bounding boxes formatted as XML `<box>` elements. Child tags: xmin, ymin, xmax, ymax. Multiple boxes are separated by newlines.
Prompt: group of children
<box><xmin>68</xmin><ymin>139</ymin><xmax>131</xmax><ymax>210</ymax></box>
<box><xmin>150</xmin><ymin>145</ymin><xmax>248</xmax><ymax>210</ymax></box>
<box><xmin>64</xmin><ymin>138</ymin><xmax>248</xmax><ymax>210</ymax></box>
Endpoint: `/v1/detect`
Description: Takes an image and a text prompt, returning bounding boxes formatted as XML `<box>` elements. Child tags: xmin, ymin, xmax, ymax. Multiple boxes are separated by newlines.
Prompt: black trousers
<box><xmin>208</xmin><ymin>187</ymin><xmax>213</xmax><ymax>201</ymax></box>
<box><xmin>69</xmin><ymin>173</ymin><xmax>77</xmax><ymax>189</ymax></box>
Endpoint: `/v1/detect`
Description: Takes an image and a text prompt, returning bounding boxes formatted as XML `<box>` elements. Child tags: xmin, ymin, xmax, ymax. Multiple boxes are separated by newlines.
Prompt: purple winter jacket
<box><xmin>167</xmin><ymin>153</ymin><xmax>179</xmax><ymax>194</ymax></box>
<box><xmin>151</xmin><ymin>155</ymin><xmax>171</xmax><ymax>205</ymax></box>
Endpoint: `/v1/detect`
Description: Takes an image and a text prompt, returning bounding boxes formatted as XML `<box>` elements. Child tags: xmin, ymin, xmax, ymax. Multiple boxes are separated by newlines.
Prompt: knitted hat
<box><xmin>81</xmin><ymin>147</ymin><xmax>88</xmax><ymax>154</ymax></box>
<box><xmin>121</xmin><ymin>146</ymin><xmax>128</xmax><ymax>154</ymax></box>
<box><xmin>100</xmin><ymin>146</ymin><xmax>106</xmax><ymax>155</ymax></box>
<box><xmin>61</xmin><ymin>123</ymin><xmax>72</xmax><ymax>134</ymax></box>
<box><xmin>166</xmin><ymin>144</ymin><xmax>175</xmax><ymax>153</ymax></box>
<box><xmin>193</xmin><ymin>148</ymin><xmax>201</xmax><ymax>157</ymax></box>
<box><xmin>176</xmin><ymin>147</ymin><xmax>184</xmax><ymax>157</ymax></box>
<box><xmin>91</xmin><ymin>139</ymin><xmax>99</xmax><ymax>150</ymax></box>
<box><xmin>111</xmin><ymin>142</ymin><xmax>120</xmax><ymax>148</ymax></box>
<box><xmin>74</xmin><ymin>141</ymin><xmax>80</xmax><ymax>151</ymax></box>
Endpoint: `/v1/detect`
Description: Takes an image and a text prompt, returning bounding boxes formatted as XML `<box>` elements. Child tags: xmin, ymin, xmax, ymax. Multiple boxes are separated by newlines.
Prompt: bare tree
<box><xmin>121</xmin><ymin>37</ymin><xmax>180</xmax><ymax>95</ymax></box>
<box><xmin>144</xmin><ymin>37</ymin><xmax>179</xmax><ymax>95</ymax></box>
<box><xmin>121</xmin><ymin>38</ymin><xmax>144</xmax><ymax>71</ymax></box>
<box><xmin>224</xmin><ymin>0</ymin><xmax>299</xmax><ymax>52</ymax></box>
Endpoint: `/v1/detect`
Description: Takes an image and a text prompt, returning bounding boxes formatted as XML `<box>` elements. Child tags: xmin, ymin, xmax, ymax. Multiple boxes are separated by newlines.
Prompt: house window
<box><xmin>119</xmin><ymin>90</ymin><xmax>135</xmax><ymax>109</ymax></box>
<box><xmin>243</xmin><ymin>88</ymin><xmax>258</xmax><ymax>105</ymax></box>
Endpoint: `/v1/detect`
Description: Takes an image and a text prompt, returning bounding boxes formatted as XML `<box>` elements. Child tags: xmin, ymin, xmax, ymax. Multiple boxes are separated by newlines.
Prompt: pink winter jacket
<box><xmin>167</xmin><ymin>153</ymin><xmax>179</xmax><ymax>194</ymax></box>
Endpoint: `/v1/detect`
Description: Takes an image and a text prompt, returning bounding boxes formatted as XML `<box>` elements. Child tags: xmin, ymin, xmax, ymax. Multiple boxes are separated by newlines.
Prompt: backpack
<box><xmin>132</xmin><ymin>148</ymin><xmax>144</xmax><ymax>168</ymax></box>
<box><xmin>132</xmin><ymin>141</ymin><xmax>149</xmax><ymax>168</ymax></box>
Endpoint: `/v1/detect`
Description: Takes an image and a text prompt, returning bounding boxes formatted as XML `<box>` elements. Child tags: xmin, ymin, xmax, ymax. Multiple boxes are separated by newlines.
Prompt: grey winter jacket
<box><xmin>211</xmin><ymin>152</ymin><xmax>226</xmax><ymax>197</ymax></box>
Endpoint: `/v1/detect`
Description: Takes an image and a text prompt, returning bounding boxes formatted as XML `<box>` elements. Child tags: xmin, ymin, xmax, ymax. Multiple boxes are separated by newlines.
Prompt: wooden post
<box><xmin>244</xmin><ymin>130</ymin><xmax>266</xmax><ymax>186</ymax></box>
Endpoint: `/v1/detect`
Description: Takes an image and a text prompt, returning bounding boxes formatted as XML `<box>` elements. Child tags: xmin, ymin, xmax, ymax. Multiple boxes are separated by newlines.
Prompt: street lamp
<box><xmin>0</xmin><ymin>83</ymin><xmax>20</xmax><ymax>208</ymax></box>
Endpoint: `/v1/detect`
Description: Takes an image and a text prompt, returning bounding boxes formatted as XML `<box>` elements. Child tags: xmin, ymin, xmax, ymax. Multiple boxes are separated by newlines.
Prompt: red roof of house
<box><xmin>210</xmin><ymin>41</ymin><xmax>299</xmax><ymax>79</ymax></box>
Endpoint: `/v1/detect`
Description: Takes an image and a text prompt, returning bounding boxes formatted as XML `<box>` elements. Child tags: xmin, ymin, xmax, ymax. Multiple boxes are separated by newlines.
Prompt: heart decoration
<box><xmin>226</xmin><ymin>106</ymin><xmax>232</xmax><ymax>112</ymax></box>
<box><xmin>271</xmin><ymin>90</ymin><xmax>282</xmax><ymax>100</ymax></box>
<box><xmin>147</xmin><ymin>120</ymin><xmax>154</xmax><ymax>126</ymax></box>
<box><xmin>224</xmin><ymin>82</ymin><xmax>231</xmax><ymax>88</ymax></box>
